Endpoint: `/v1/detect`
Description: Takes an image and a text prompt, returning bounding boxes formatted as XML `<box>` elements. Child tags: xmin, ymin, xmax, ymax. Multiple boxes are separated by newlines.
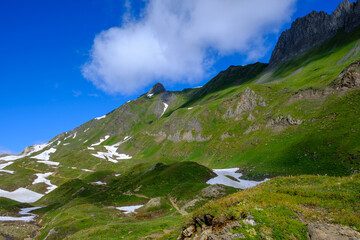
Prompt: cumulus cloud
<box><xmin>82</xmin><ymin>0</ymin><xmax>296</xmax><ymax>95</ymax></box>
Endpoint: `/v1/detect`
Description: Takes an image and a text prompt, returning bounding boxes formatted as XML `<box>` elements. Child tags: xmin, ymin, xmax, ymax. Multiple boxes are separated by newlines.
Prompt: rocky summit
<box><xmin>270</xmin><ymin>0</ymin><xmax>360</xmax><ymax>65</ymax></box>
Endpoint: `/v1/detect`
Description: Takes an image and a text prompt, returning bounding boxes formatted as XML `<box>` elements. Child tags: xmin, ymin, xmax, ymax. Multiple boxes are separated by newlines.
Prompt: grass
<box><xmin>192</xmin><ymin>174</ymin><xmax>360</xmax><ymax>239</ymax></box>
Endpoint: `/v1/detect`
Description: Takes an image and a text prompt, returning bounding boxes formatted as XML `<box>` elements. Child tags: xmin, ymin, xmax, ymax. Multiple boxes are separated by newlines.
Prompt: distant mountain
<box><xmin>270</xmin><ymin>0</ymin><xmax>360</xmax><ymax>65</ymax></box>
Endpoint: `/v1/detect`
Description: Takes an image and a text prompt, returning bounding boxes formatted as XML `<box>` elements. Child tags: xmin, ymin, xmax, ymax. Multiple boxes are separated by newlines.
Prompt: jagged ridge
<box><xmin>270</xmin><ymin>0</ymin><xmax>360</xmax><ymax>65</ymax></box>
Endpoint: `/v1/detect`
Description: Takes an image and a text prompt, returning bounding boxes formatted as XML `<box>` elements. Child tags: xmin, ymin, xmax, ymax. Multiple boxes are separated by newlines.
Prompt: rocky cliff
<box><xmin>270</xmin><ymin>0</ymin><xmax>360</xmax><ymax>65</ymax></box>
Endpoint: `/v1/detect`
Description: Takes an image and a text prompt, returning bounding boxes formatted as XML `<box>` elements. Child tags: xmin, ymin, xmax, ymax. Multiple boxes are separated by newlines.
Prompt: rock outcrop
<box><xmin>332</xmin><ymin>60</ymin><xmax>360</xmax><ymax>89</ymax></box>
<box><xmin>223</xmin><ymin>87</ymin><xmax>266</xmax><ymax>120</ymax></box>
<box><xmin>270</xmin><ymin>0</ymin><xmax>360</xmax><ymax>65</ymax></box>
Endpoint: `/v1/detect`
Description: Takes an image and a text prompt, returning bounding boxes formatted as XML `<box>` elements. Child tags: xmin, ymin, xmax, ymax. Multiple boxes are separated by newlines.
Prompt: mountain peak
<box><xmin>269</xmin><ymin>0</ymin><xmax>360</xmax><ymax>65</ymax></box>
<box><xmin>146</xmin><ymin>83</ymin><xmax>166</xmax><ymax>97</ymax></box>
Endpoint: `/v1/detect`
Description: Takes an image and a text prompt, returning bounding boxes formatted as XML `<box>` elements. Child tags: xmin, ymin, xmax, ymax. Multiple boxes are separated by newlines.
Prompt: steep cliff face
<box><xmin>270</xmin><ymin>0</ymin><xmax>360</xmax><ymax>65</ymax></box>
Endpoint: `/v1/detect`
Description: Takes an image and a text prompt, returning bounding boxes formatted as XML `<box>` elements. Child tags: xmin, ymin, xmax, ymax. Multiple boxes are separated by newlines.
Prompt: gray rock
<box><xmin>270</xmin><ymin>1</ymin><xmax>360</xmax><ymax>65</ymax></box>
<box><xmin>147</xmin><ymin>82</ymin><xmax>166</xmax><ymax>96</ymax></box>
<box><xmin>307</xmin><ymin>222</ymin><xmax>360</xmax><ymax>240</ymax></box>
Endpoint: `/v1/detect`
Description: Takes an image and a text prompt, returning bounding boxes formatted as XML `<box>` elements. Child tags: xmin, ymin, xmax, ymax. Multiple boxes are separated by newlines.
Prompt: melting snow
<box><xmin>206</xmin><ymin>168</ymin><xmax>268</xmax><ymax>189</ymax></box>
<box><xmin>32</xmin><ymin>172</ymin><xmax>57</xmax><ymax>194</ymax></box>
<box><xmin>187</xmin><ymin>107</ymin><xmax>193</xmax><ymax>110</ymax></box>
<box><xmin>82</xmin><ymin>169</ymin><xmax>94</xmax><ymax>172</ymax></box>
<box><xmin>0</xmin><ymin>162</ymin><xmax>14</xmax><ymax>174</ymax></box>
<box><xmin>73</xmin><ymin>133</ymin><xmax>77</xmax><ymax>139</ymax></box>
<box><xmin>116</xmin><ymin>205</ymin><xmax>143</xmax><ymax>214</ymax></box>
<box><xmin>63</xmin><ymin>143</ymin><xmax>70</xmax><ymax>146</ymax></box>
<box><xmin>160</xmin><ymin>103</ymin><xmax>168</xmax><ymax>117</ymax></box>
<box><xmin>57</xmin><ymin>141</ymin><xmax>61</xmax><ymax>145</ymax></box>
<box><xmin>91</xmin><ymin>181</ymin><xmax>106</xmax><ymax>185</ymax></box>
<box><xmin>84</xmin><ymin>128</ymin><xmax>90</xmax><ymax>132</ymax></box>
<box><xmin>87</xmin><ymin>147</ymin><xmax>95</xmax><ymax>150</ymax></box>
<box><xmin>0</xmin><ymin>188</ymin><xmax>43</xmax><ymax>203</ymax></box>
<box><xmin>64</xmin><ymin>135</ymin><xmax>72</xmax><ymax>141</ymax></box>
<box><xmin>91</xmin><ymin>137</ymin><xmax>132</xmax><ymax>163</ymax></box>
<box><xmin>0</xmin><ymin>142</ymin><xmax>52</xmax><ymax>161</ymax></box>
<box><xmin>115</xmin><ymin>174</ymin><xmax>120</xmax><ymax>177</ymax></box>
<box><xmin>0</xmin><ymin>206</ymin><xmax>43</xmax><ymax>222</ymax></box>
<box><xmin>147</xmin><ymin>93</ymin><xmax>154</xmax><ymax>98</ymax></box>
<box><xmin>95</xmin><ymin>115</ymin><xmax>106</xmax><ymax>120</ymax></box>
<box><xmin>37</xmin><ymin>160</ymin><xmax>60</xmax><ymax>166</ymax></box>
<box><xmin>31</xmin><ymin>148</ymin><xmax>59</xmax><ymax>166</ymax></box>
<box><xmin>91</xmin><ymin>135</ymin><xmax>110</xmax><ymax>146</ymax></box>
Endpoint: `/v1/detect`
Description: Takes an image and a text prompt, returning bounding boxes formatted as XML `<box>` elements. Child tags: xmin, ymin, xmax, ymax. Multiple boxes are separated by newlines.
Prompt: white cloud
<box><xmin>82</xmin><ymin>0</ymin><xmax>296</xmax><ymax>95</ymax></box>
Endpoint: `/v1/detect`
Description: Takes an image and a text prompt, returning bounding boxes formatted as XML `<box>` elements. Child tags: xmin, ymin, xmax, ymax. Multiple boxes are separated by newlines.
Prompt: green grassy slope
<box><xmin>33</xmin><ymin>162</ymin><xmax>236</xmax><ymax>239</ymax></box>
<box><xmin>182</xmin><ymin>173</ymin><xmax>360</xmax><ymax>240</ymax></box>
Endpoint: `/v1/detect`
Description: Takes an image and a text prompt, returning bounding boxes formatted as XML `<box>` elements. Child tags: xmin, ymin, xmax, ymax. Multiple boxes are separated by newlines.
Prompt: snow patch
<box><xmin>63</xmin><ymin>143</ymin><xmax>70</xmax><ymax>146</ymax></box>
<box><xmin>160</xmin><ymin>103</ymin><xmax>168</xmax><ymax>117</ymax></box>
<box><xmin>115</xmin><ymin>174</ymin><xmax>120</xmax><ymax>177</ymax></box>
<box><xmin>0</xmin><ymin>162</ymin><xmax>14</xmax><ymax>174</ymax></box>
<box><xmin>0</xmin><ymin>206</ymin><xmax>43</xmax><ymax>222</ymax></box>
<box><xmin>32</xmin><ymin>172</ymin><xmax>57</xmax><ymax>194</ymax></box>
<box><xmin>0</xmin><ymin>188</ymin><xmax>43</xmax><ymax>203</ymax></box>
<box><xmin>37</xmin><ymin>160</ymin><xmax>60</xmax><ymax>166</ymax></box>
<box><xmin>64</xmin><ymin>134</ymin><xmax>72</xmax><ymax>141</ymax></box>
<box><xmin>147</xmin><ymin>93</ymin><xmax>154</xmax><ymax>98</ymax></box>
<box><xmin>116</xmin><ymin>205</ymin><xmax>143</xmax><ymax>214</ymax></box>
<box><xmin>206</xmin><ymin>168</ymin><xmax>268</xmax><ymax>189</ymax></box>
<box><xmin>84</xmin><ymin>128</ymin><xmax>90</xmax><ymax>132</ymax></box>
<box><xmin>31</xmin><ymin>148</ymin><xmax>57</xmax><ymax>162</ymax></box>
<box><xmin>91</xmin><ymin>137</ymin><xmax>132</xmax><ymax>163</ymax></box>
<box><xmin>95</xmin><ymin>115</ymin><xmax>106</xmax><ymax>120</ymax></box>
<box><xmin>87</xmin><ymin>147</ymin><xmax>95</xmax><ymax>150</ymax></box>
<box><xmin>82</xmin><ymin>169</ymin><xmax>94</xmax><ymax>172</ymax></box>
<box><xmin>73</xmin><ymin>132</ymin><xmax>77</xmax><ymax>139</ymax></box>
<box><xmin>0</xmin><ymin>142</ymin><xmax>52</xmax><ymax>161</ymax></box>
<box><xmin>187</xmin><ymin>107</ymin><xmax>193</xmax><ymax>110</ymax></box>
<box><xmin>91</xmin><ymin>135</ymin><xmax>110</xmax><ymax>146</ymax></box>
<box><xmin>91</xmin><ymin>181</ymin><xmax>106</xmax><ymax>185</ymax></box>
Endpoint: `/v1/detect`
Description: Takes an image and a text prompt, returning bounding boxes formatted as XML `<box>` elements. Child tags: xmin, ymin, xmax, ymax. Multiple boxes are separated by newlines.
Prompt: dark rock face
<box><xmin>147</xmin><ymin>83</ymin><xmax>166</xmax><ymax>96</ymax></box>
<box><xmin>270</xmin><ymin>0</ymin><xmax>360</xmax><ymax>65</ymax></box>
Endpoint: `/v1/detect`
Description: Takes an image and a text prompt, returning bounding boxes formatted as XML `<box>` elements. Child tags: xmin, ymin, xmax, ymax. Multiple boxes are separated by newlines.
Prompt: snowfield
<box><xmin>116</xmin><ymin>205</ymin><xmax>143</xmax><ymax>214</ymax></box>
<box><xmin>0</xmin><ymin>206</ymin><xmax>43</xmax><ymax>222</ymax></box>
<box><xmin>0</xmin><ymin>188</ymin><xmax>43</xmax><ymax>203</ymax></box>
<box><xmin>32</xmin><ymin>172</ymin><xmax>57</xmax><ymax>194</ymax></box>
<box><xmin>206</xmin><ymin>168</ymin><xmax>268</xmax><ymax>189</ymax></box>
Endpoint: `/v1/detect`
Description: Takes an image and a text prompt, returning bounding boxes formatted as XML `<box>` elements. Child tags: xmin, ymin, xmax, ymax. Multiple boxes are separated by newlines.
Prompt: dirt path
<box><xmin>169</xmin><ymin>197</ymin><xmax>188</xmax><ymax>216</ymax></box>
<box><xmin>123</xmin><ymin>192</ymin><xmax>149</xmax><ymax>199</ymax></box>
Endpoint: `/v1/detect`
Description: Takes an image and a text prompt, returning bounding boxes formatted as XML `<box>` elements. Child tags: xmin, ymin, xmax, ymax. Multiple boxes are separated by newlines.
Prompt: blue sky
<box><xmin>0</xmin><ymin>0</ymin><xmax>346</xmax><ymax>153</ymax></box>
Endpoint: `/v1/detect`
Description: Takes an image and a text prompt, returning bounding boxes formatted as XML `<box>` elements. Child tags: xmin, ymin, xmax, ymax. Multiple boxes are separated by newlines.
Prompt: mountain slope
<box><xmin>0</xmin><ymin>1</ymin><xmax>359</xmax><ymax>239</ymax></box>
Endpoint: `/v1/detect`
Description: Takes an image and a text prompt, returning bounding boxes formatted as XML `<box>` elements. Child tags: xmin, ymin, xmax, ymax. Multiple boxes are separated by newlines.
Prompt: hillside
<box><xmin>0</xmin><ymin>1</ymin><xmax>359</xmax><ymax>239</ymax></box>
